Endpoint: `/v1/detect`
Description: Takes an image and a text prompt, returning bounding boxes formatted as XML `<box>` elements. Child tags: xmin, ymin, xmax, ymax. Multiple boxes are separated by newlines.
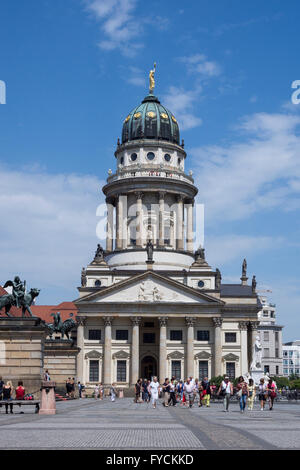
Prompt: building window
<box><xmin>226</xmin><ymin>362</ymin><xmax>235</xmax><ymax>380</ymax></box>
<box><xmin>263</xmin><ymin>310</ymin><xmax>269</xmax><ymax>317</ymax></box>
<box><xmin>198</xmin><ymin>280</ymin><xmax>205</xmax><ymax>288</ymax></box>
<box><xmin>89</xmin><ymin>360</ymin><xmax>99</xmax><ymax>382</ymax></box>
<box><xmin>225</xmin><ymin>332</ymin><xmax>236</xmax><ymax>343</ymax></box>
<box><xmin>170</xmin><ymin>330</ymin><xmax>182</xmax><ymax>341</ymax></box>
<box><xmin>284</xmin><ymin>369</ymin><xmax>288</xmax><ymax>374</ymax></box>
<box><xmin>95</xmin><ymin>280</ymin><xmax>101</xmax><ymax>287</ymax></box>
<box><xmin>147</xmin><ymin>152</ymin><xmax>155</xmax><ymax>161</ymax></box>
<box><xmin>131</xmin><ymin>153</ymin><xmax>137</xmax><ymax>161</ymax></box>
<box><xmin>117</xmin><ymin>360</ymin><xmax>127</xmax><ymax>382</ymax></box>
<box><xmin>171</xmin><ymin>361</ymin><xmax>181</xmax><ymax>380</ymax></box>
<box><xmin>143</xmin><ymin>333</ymin><xmax>155</xmax><ymax>343</ymax></box>
<box><xmin>264</xmin><ymin>365</ymin><xmax>270</xmax><ymax>374</ymax></box>
<box><xmin>164</xmin><ymin>153</ymin><xmax>171</xmax><ymax>162</ymax></box>
<box><xmin>275</xmin><ymin>332</ymin><xmax>279</xmax><ymax>342</ymax></box>
<box><xmin>199</xmin><ymin>361</ymin><xmax>208</xmax><ymax>380</ymax></box>
<box><xmin>116</xmin><ymin>330</ymin><xmax>128</xmax><ymax>341</ymax></box>
<box><xmin>264</xmin><ymin>348</ymin><xmax>270</xmax><ymax>358</ymax></box>
<box><xmin>197</xmin><ymin>330</ymin><xmax>210</xmax><ymax>341</ymax></box>
<box><xmin>276</xmin><ymin>366</ymin><xmax>279</xmax><ymax>375</ymax></box>
<box><xmin>263</xmin><ymin>331</ymin><xmax>269</xmax><ymax>342</ymax></box>
<box><xmin>88</xmin><ymin>329</ymin><xmax>101</xmax><ymax>341</ymax></box>
<box><xmin>275</xmin><ymin>348</ymin><xmax>279</xmax><ymax>358</ymax></box>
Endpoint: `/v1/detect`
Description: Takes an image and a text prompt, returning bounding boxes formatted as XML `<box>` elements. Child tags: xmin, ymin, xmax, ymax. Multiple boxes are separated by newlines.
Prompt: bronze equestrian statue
<box><xmin>0</xmin><ymin>276</ymin><xmax>40</xmax><ymax>317</ymax></box>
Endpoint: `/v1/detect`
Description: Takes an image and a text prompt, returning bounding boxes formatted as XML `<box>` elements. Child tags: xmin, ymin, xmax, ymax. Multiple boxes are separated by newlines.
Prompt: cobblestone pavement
<box><xmin>0</xmin><ymin>399</ymin><xmax>299</xmax><ymax>449</ymax></box>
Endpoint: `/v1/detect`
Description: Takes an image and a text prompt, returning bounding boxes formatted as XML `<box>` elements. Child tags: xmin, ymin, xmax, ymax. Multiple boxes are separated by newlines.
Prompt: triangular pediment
<box><xmin>75</xmin><ymin>271</ymin><xmax>223</xmax><ymax>305</ymax></box>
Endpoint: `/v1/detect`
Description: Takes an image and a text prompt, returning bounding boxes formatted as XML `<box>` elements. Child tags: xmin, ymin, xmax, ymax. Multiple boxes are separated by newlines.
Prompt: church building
<box><xmin>75</xmin><ymin>73</ymin><xmax>261</xmax><ymax>389</ymax></box>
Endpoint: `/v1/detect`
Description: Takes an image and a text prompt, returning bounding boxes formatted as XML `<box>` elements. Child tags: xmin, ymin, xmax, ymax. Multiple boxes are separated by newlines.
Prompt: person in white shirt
<box><xmin>149</xmin><ymin>376</ymin><xmax>160</xmax><ymax>409</ymax></box>
<box><xmin>184</xmin><ymin>378</ymin><xmax>195</xmax><ymax>408</ymax></box>
<box><xmin>218</xmin><ymin>376</ymin><xmax>233</xmax><ymax>412</ymax></box>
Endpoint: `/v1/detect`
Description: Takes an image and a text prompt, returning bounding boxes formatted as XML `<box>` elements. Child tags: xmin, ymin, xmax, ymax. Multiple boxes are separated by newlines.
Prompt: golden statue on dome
<box><xmin>149</xmin><ymin>62</ymin><xmax>156</xmax><ymax>93</ymax></box>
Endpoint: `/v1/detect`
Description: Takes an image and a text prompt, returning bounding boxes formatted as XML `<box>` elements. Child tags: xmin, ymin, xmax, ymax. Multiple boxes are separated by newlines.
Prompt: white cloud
<box><xmin>163</xmin><ymin>86</ymin><xmax>203</xmax><ymax>131</ymax></box>
<box><xmin>85</xmin><ymin>0</ymin><xmax>142</xmax><ymax>56</ymax></box>
<box><xmin>191</xmin><ymin>111</ymin><xmax>300</xmax><ymax>225</ymax></box>
<box><xmin>179</xmin><ymin>54</ymin><xmax>221</xmax><ymax>78</ymax></box>
<box><xmin>0</xmin><ymin>166</ymin><xmax>105</xmax><ymax>303</ymax></box>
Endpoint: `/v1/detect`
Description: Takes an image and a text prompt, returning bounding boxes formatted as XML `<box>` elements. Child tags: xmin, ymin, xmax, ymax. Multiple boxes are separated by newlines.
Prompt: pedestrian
<box><xmin>44</xmin><ymin>370</ymin><xmax>51</xmax><ymax>381</ymax></box>
<box><xmin>236</xmin><ymin>376</ymin><xmax>248</xmax><ymax>413</ymax></box>
<box><xmin>3</xmin><ymin>381</ymin><xmax>13</xmax><ymax>414</ymax></box>
<box><xmin>184</xmin><ymin>378</ymin><xmax>195</xmax><ymax>408</ymax></box>
<box><xmin>99</xmin><ymin>383</ymin><xmax>104</xmax><ymax>400</ymax></box>
<box><xmin>169</xmin><ymin>379</ymin><xmax>177</xmax><ymax>406</ymax></box>
<box><xmin>201</xmin><ymin>377</ymin><xmax>211</xmax><ymax>407</ymax></box>
<box><xmin>16</xmin><ymin>381</ymin><xmax>25</xmax><ymax>400</ymax></box>
<box><xmin>66</xmin><ymin>378</ymin><xmax>72</xmax><ymax>398</ymax></box>
<box><xmin>78</xmin><ymin>381</ymin><xmax>83</xmax><ymax>399</ymax></box>
<box><xmin>94</xmin><ymin>383</ymin><xmax>100</xmax><ymax>399</ymax></box>
<box><xmin>247</xmin><ymin>378</ymin><xmax>256</xmax><ymax>410</ymax></box>
<box><xmin>142</xmin><ymin>379</ymin><xmax>149</xmax><ymax>402</ymax></box>
<box><xmin>267</xmin><ymin>378</ymin><xmax>276</xmax><ymax>410</ymax></box>
<box><xmin>110</xmin><ymin>383</ymin><xmax>116</xmax><ymax>402</ymax></box>
<box><xmin>177</xmin><ymin>380</ymin><xmax>184</xmax><ymax>403</ymax></box>
<box><xmin>258</xmin><ymin>378</ymin><xmax>267</xmax><ymax>411</ymax></box>
<box><xmin>134</xmin><ymin>379</ymin><xmax>141</xmax><ymax>403</ymax></box>
<box><xmin>149</xmin><ymin>376</ymin><xmax>160</xmax><ymax>409</ymax></box>
<box><xmin>0</xmin><ymin>376</ymin><xmax>4</xmax><ymax>409</ymax></box>
<box><xmin>162</xmin><ymin>378</ymin><xmax>170</xmax><ymax>407</ymax></box>
<box><xmin>71</xmin><ymin>378</ymin><xmax>75</xmax><ymax>398</ymax></box>
<box><xmin>218</xmin><ymin>376</ymin><xmax>233</xmax><ymax>412</ymax></box>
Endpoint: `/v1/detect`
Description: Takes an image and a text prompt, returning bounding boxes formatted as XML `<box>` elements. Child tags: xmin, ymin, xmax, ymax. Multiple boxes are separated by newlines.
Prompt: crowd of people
<box><xmin>132</xmin><ymin>375</ymin><xmax>278</xmax><ymax>412</ymax></box>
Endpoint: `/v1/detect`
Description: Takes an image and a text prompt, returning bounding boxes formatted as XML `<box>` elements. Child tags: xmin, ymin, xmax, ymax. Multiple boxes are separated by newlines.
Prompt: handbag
<box><xmin>237</xmin><ymin>389</ymin><xmax>243</xmax><ymax>398</ymax></box>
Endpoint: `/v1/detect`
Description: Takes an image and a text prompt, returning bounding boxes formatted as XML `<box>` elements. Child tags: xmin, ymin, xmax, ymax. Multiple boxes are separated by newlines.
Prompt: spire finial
<box><xmin>149</xmin><ymin>62</ymin><xmax>156</xmax><ymax>94</ymax></box>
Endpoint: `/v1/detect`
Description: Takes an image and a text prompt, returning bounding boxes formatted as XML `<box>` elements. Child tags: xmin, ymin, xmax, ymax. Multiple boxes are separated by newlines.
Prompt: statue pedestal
<box><xmin>250</xmin><ymin>370</ymin><xmax>264</xmax><ymax>386</ymax></box>
<box><xmin>39</xmin><ymin>381</ymin><xmax>56</xmax><ymax>415</ymax></box>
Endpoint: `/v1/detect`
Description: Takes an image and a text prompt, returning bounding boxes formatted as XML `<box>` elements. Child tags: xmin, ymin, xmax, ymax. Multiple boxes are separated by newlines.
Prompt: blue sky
<box><xmin>0</xmin><ymin>0</ymin><xmax>299</xmax><ymax>341</ymax></box>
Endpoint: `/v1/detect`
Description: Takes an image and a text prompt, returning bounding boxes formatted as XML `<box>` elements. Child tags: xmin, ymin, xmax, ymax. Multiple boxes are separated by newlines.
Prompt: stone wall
<box><xmin>0</xmin><ymin>317</ymin><xmax>47</xmax><ymax>397</ymax></box>
<box><xmin>44</xmin><ymin>339</ymin><xmax>80</xmax><ymax>394</ymax></box>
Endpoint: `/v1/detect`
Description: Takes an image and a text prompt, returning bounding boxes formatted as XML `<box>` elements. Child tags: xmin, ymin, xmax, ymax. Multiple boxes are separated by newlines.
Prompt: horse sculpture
<box><xmin>0</xmin><ymin>287</ymin><xmax>40</xmax><ymax>317</ymax></box>
<box><xmin>46</xmin><ymin>312</ymin><xmax>76</xmax><ymax>340</ymax></box>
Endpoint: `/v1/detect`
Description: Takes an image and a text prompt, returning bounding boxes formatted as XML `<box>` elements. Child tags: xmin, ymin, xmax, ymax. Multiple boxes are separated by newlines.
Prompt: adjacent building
<box><xmin>257</xmin><ymin>296</ymin><xmax>283</xmax><ymax>376</ymax></box>
<box><xmin>283</xmin><ymin>340</ymin><xmax>300</xmax><ymax>378</ymax></box>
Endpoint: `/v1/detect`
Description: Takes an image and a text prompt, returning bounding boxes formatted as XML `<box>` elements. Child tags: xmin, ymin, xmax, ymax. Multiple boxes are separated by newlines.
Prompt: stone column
<box><xmin>159</xmin><ymin>317</ymin><xmax>168</xmax><ymax>382</ymax></box>
<box><xmin>176</xmin><ymin>195</ymin><xmax>184</xmax><ymax>250</ymax></box>
<box><xmin>103</xmin><ymin>316</ymin><xmax>113</xmax><ymax>386</ymax></box>
<box><xmin>239</xmin><ymin>321</ymin><xmax>248</xmax><ymax>375</ymax></box>
<box><xmin>116</xmin><ymin>195</ymin><xmax>123</xmax><ymax>250</ymax></box>
<box><xmin>248</xmin><ymin>321</ymin><xmax>260</xmax><ymax>370</ymax></box>
<box><xmin>106</xmin><ymin>198</ymin><xmax>114</xmax><ymax>252</ymax></box>
<box><xmin>158</xmin><ymin>191</ymin><xmax>165</xmax><ymax>247</ymax></box>
<box><xmin>213</xmin><ymin>317</ymin><xmax>223</xmax><ymax>377</ymax></box>
<box><xmin>122</xmin><ymin>194</ymin><xmax>128</xmax><ymax>249</ymax></box>
<box><xmin>130</xmin><ymin>317</ymin><xmax>142</xmax><ymax>385</ymax></box>
<box><xmin>135</xmin><ymin>192</ymin><xmax>143</xmax><ymax>248</ymax></box>
<box><xmin>186</xmin><ymin>200</ymin><xmax>194</xmax><ymax>253</ymax></box>
<box><xmin>185</xmin><ymin>317</ymin><xmax>196</xmax><ymax>378</ymax></box>
<box><xmin>170</xmin><ymin>211</ymin><xmax>175</xmax><ymax>249</ymax></box>
<box><xmin>76</xmin><ymin>316</ymin><xmax>87</xmax><ymax>384</ymax></box>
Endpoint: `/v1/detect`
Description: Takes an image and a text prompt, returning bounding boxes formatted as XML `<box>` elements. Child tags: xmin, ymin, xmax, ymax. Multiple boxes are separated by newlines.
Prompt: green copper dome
<box><xmin>122</xmin><ymin>94</ymin><xmax>180</xmax><ymax>145</ymax></box>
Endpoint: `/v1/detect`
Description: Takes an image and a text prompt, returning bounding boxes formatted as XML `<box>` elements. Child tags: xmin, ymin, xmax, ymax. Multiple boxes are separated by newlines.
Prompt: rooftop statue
<box><xmin>0</xmin><ymin>276</ymin><xmax>40</xmax><ymax>317</ymax></box>
<box><xmin>242</xmin><ymin>258</ymin><xmax>247</xmax><ymax>277</ymax></box>
<box><xmin>149</xmin><ymin>62</ymin><xmax>156</xmax><ymax>93</ymax></box>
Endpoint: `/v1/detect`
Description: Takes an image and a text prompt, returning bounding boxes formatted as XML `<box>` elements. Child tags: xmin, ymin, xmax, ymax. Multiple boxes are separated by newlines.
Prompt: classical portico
<box><xmin>75</xmin><ymin>73</ymin><xmax>261</xmax><ymax>391</ymax></box>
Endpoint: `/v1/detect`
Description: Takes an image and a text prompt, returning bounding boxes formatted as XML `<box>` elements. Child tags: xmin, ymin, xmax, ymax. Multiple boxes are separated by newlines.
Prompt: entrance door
<box><xmin>141</xmin><ymin>356</ymin><xmax>157</xmax><ymax>379</ymax></box>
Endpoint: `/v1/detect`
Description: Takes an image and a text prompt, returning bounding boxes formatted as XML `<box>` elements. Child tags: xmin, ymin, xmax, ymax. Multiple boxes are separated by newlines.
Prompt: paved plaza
<box><xmin>0</xmin><ymin>398</ymin><xmax>299</xmax><ymax>450</ymax></box>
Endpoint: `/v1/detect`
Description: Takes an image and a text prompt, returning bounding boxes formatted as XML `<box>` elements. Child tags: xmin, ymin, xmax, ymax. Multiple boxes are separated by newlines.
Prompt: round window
<box><xmin>95</xmin><ymin>280</ymin><xmax>101</xmax><ymax>287</ymax></box>
<box><xmin>131</xmin><ymin>153</ymin><xmax>137</xmax><ymax>161</ymax></box>
<box><xmin>164</xmin><ymin>154</ymin><xmax>171</xmax><ymax>162</ymax></box>
<box><xmin>147</xmin><ymin>152</ymin><xmax>155</xmax><ymax>161</ymax></box>
<box><xmin>120</xmin><ymin>157</ymin><xmax>124</xmax><ymax>165</ymax></box>
<box><xmin>198</xmin><ymin>280</ymin><xmax>205</xmax><ymax>288</ymax></box>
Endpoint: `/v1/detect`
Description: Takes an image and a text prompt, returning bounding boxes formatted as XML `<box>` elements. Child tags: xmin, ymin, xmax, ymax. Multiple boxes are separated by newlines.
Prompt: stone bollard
<box><xmin>39</xmin><ymin>381</ymin><xmax>56</xmax><ymax>415</ymax></box>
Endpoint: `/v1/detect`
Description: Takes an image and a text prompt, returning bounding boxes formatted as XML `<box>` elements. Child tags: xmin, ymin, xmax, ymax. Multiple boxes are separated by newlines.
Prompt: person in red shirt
<box><xmin>15</xmin><ymin>381</ymin><xmax>25</xmax><ymax>400</ymax></box>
